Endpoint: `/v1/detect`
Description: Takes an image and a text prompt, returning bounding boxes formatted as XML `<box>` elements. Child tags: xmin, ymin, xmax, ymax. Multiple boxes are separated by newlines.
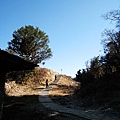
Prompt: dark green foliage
<box><xmin>8</xmin><ymin>25</ymin><xmax>52</xmax><ymax>64</ymax></box>
<box><xmin>76</xmin><ymin>68</ymin><xmax>94</xmax><ymax>87</ymax></box>
<box><xmin>75</xmin><ymin>71</ymin><xmax>120</xmax><ymax>109</ymax></box>
<box><xmin>76</xmin><ymin>56</ymin><xmax>104</xmax><ymax>87</ymax></box>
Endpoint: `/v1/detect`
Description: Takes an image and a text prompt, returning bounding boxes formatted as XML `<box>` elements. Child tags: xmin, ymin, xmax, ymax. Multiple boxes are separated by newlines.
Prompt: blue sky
<box><xmin>0</xmin><ymin>0</ymin><xmax>119</xmax><ymax>77</ymax></box>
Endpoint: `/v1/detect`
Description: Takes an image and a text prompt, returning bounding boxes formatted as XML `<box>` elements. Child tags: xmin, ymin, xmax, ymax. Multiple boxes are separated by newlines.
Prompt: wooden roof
<box><xmin>0</xmin><ymin>50</ymin><xmax>38</xmax><ymax>73</ymax></box>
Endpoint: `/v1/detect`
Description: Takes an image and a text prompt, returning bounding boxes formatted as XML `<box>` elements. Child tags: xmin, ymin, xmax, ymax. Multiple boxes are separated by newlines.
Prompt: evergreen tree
<box><xmin>8</xmin><ymin>25</ymin><xmax>52</xmax><ymax>64</ymax></box>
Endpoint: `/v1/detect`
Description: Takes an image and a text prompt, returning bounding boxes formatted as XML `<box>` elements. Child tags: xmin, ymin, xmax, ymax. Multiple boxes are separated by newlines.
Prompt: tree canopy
<box><xmin>102</xmin><ymin>9</ymin><xmax>120</xmax><ymax>70</ymax></box>
<box><xmin>8</xmin><ymin>25</ymin><xmax>52</xmax><ymax>64</ymax></box>
<box><xmin>76</xmin><ymin>9</ymin><xmax>120</xmax><ymax>84</ymax></box>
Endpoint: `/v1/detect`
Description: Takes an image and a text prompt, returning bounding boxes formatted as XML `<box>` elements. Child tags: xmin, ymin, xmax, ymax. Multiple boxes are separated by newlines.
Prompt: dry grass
<box><xmin>3</xmin><ymin>72</ymin><xmax>82</xmax><ymax>120</ymax></box>
<box><xmin>5</xmin><ymin>67</ymin><xmax>58</xmax><ymax>96</ymax></box>
<box><xmin>5</xmin><ymin>74</ymin><xmax>80</xmax><ymax>97</ymax></box>
<box><xmin>49</xmin><ymin>75</ymin><xmax>80</xmax><ymax>96</ymax></box>
<box><xmin>5</xmin><ymin>81</ymin><xmax>44</xmax><ymax>96</ymax></box>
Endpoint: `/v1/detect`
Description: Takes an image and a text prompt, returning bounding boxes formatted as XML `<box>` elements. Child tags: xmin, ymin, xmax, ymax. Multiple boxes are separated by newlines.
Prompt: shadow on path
<box><xmin>39</xmin><ymin>75</ymin><xmax>117</xmax><ymax>120</ymax></box>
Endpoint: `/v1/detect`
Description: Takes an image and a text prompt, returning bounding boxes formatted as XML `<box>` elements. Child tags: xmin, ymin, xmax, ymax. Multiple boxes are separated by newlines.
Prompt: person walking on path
<box><xmin>55</xmin><ymin>75</ymin><xmax>57</xmax><ymax>80</ymax></box>
<box><xmin>46</xmin><ymin>79</ymin><xmax>48</xmax><ymax>88</ymax></box>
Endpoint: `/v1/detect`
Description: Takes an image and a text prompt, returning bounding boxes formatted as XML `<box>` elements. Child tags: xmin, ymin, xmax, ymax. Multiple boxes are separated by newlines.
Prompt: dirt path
<box><xmin>39</xmin><ymin>75</ymin><xmax>117</xmax><ymax>120</ymax></box>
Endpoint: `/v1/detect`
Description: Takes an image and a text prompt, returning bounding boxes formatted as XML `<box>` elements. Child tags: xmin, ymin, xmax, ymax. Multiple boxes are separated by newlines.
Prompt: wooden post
<box><xmin>0</xmin><ymin>71</ymin><xmax>6</xmax><ymax>120</ymax></box>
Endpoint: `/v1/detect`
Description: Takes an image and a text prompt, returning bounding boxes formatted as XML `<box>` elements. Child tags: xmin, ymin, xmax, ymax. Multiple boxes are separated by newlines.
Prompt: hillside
<box><xmin>3</xmin><ymin>67</ymin><xmax>80</xmax><ymax>120</ymax></box>
<box><xmin>3</xmin><ymin>67</ymin><xmax>120</xmax><ymax>119</ymax></box>
<box><xmin>5</xmin><ymin>67</ymin><xmax>58</xmax><ymax>96</ymax></box>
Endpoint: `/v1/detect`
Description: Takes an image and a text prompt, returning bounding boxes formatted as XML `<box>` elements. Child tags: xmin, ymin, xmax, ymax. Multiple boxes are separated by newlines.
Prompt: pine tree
<box><xmin>8</xmin><ymin>25</ymin><xmax>52</xmax><ymax>64</ymax></box>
